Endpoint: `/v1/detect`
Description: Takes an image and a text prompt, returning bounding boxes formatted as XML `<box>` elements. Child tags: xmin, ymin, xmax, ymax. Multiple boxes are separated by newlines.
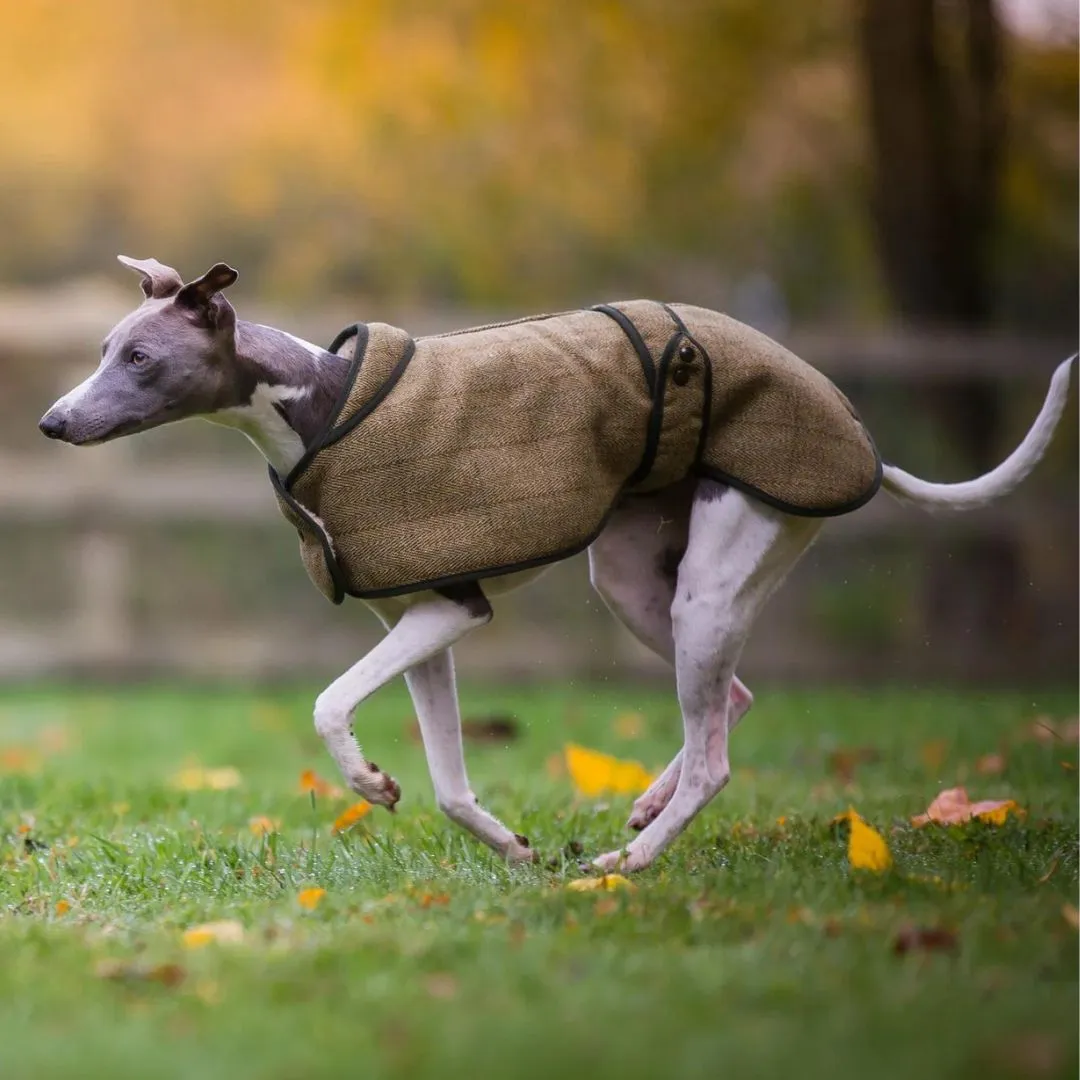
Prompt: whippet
<box><xmin>38</xmin><ymin>258</ymin><xmax>1074</xmax><ymax>872</ymax></box>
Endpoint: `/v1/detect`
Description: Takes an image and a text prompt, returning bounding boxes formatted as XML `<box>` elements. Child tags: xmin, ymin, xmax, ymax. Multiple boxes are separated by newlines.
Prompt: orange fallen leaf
<box><xmin>248</xmin><ymin>815</ymin><xmax>280</xmax><ymax>836</ymax></box>
<box><xmin>299</xmin><ymin>768</ymin><xmax>345</xmax><ymax>800</ymax></box>
<box><xmin>171</xmin><ymin>766</ymin><xmax>242</xmax><ymax>791</ymax></box>
<box><xmin>331</xmin><ymin>801</ymin><xmax>372</xmax><ymax>834</ymax></box>
<box><xmin>54</xmin><ymin>900</ymin><xmax>71</xmax><ymax>916</ymax></box>
<box><xmin>612</xmin><ymin>712</ymin><xmax>645</xmax><ymax>740</ymax></box>
<box><xmin>297</xmin><ymin>887</ymin><xmax>326</xmax><ymax>911</ymax></box>
<box><xmin>846</xmin><ymin>809</ymin><xmax>892</xmax><ymax>872</ymax></box>
<box><xmin>182</xmin><ymin>920</ymin><xmax>245</xmax><ymax>948</ymax></box>
<box><xmin>0</xmin><ymin>747</ymin><xmax>41</xmax><ymax>774</ymax></box>
<box><xmin>564</xmin><ymin>743</ymin><xmax>654</xmax><ymax>797</ymax></box>
<box><xmin>566</xmin><ymin>874</ymin><xmax>635</xmax><ymax>892</ymax></box>
<box><xmin>975</xmin><ymin>752</ymin><xmax>1006</xmax><ymax>776</ymax></box>
<box><xmin>911</xmin><ymin>787</ymin><xmax>1021</xmax><ymax>828</ymax></box>
<box><xmin>416</xmin><ymin>892</ymin><xmax>450</xmax><ymax>908</ymax></box>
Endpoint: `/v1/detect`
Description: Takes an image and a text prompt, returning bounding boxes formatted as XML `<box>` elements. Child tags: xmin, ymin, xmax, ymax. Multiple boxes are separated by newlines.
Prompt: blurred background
<box><xmin>0</xmin><ymin>0</ymin><xmax>1075</xmax><ymax>686</ymax></box>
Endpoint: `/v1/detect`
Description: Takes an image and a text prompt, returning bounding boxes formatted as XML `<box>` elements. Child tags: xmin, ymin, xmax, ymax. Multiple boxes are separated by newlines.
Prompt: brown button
<box><xmin>678</xmin><ymin>342</ymin><xmax>696</xmax><ymax>362</ymax></box>
<box><xmin>672</xmin><ymin>366</ymin><xmax>691</xmax><ymax>386</ymax></box>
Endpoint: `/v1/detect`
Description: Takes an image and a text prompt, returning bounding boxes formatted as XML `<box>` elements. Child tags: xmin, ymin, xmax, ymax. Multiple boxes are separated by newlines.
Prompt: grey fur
<box><xmin>39</xmin><ymin>258</ymin><xmax>349</xmax><ymax>448</ymax></box>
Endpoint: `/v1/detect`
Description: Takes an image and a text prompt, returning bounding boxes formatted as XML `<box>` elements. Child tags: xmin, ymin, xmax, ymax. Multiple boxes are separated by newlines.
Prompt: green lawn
<box><xmin>0</xmin><ymin>682</ymin><xmax>1076</xmax><ymax>1080</ymax></box>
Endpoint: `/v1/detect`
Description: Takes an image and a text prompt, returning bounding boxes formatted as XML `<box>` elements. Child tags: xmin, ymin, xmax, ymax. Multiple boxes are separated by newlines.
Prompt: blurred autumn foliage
<box><xmin>0</xmin><ymin>0</ymin><xmax>1074</xmax><ymax>322</ymax></box>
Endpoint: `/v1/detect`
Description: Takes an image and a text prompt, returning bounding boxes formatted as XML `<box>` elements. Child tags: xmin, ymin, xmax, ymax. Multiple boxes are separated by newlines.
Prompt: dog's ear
<box><xmin>175</xmin><ymin>262</ymin><xmax>239</xmax><ymax>333</ymax></box>
<box><xmin>117</xmin><ymin>255</ymin><xmax>184</xmax><ymax>300</ymax></box>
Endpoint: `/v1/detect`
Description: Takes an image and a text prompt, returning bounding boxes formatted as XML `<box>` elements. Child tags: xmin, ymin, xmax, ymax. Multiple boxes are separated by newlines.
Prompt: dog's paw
<box><xmin>348</xmin><ymin>762</ymin><xmax>401</xmax><ymax>809</ymax></box>
<box><xmin>505</xmin><ymin>834</ymin><xmax>538</xmax><ymax>864</ymax></box>
<box><xmin>593</xmin><ymin>846</ymin><xmax>652</xmax><ymax>874</ymax></box>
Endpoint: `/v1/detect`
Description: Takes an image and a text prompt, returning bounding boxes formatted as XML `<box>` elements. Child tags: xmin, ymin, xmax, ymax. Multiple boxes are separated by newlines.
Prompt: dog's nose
<box><xmin>39</xmin><ymin>412</ymin><xmax>67</xmax><ymax>439</ymax></box>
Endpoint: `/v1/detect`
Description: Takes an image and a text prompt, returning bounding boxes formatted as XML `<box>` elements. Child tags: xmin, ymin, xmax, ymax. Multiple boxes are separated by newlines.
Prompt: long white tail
<box><xmin>881</xmin><ymin>354</ymin><xmax>1076</xmax><ymax>512</ymax></box>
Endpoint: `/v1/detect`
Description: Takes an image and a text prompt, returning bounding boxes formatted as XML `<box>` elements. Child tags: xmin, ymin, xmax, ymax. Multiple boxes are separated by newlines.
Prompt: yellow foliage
<box><xmin>566</xmin><ymin>874</ymin><xmax>635</xmax><ymax>893</ymax></box>
<box><xmin>844</xmin><ymin>808</ymin><xmax>892</xmax><ymax>873</ymax></box>
<box><xmin>182</xmin><ymin>920</ymin><xmax>245</xmax><ymax>949</ymax></box>
<box><xmin>171</xmin><ymin>766</ymin><xmax>242</xmax><ymax>791</ymax></box>
<box><xmin>331</xmin><ymin>801</ymin><xmax>372</xmax><ymax>834</ymax></box>
<box><xmin>564</xmin><ymin>743</ymin><xmax>654</xmax><ymax>797</ymax></box>
<box><xmin>297</xmin><ymin>888</ymin><xmax>327</xmax><ymax>911</ymax></box>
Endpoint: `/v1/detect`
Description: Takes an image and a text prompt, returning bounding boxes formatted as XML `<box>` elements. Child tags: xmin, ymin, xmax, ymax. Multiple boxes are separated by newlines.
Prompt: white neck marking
<box><xmin>208</xmin><ymin>382</ymin><xmax>310</xmax><ymax>474</ymax></box>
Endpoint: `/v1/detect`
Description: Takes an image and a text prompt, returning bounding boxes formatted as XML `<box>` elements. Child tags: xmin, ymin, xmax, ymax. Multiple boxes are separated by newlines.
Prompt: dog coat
<box><xmin>270</xmin><ymin>301</ymin><xmax>881</xmax><ymax>603</ymax></box>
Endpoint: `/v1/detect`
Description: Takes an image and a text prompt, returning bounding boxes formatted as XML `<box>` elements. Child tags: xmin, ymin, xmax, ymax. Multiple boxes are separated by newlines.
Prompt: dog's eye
<box><xmin>128</xmin><ymin>350</ymin><xmax>149</xmax><ymax>365</ymax></box>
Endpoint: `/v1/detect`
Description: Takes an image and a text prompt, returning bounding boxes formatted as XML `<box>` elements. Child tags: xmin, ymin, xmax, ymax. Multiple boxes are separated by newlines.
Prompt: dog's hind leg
<box><xmin>313</xmin><ymin>589</ymin><xmax>490</xmax><ymax>809</ymax></box>
<box><xmin>405</xmin><ymin>649</ymin><xmax>534</xmax><ymax>862</ymax></box>
<box><xmin>594</xmin><ymin>483</ymin><xmax>820</xmax><ymax>872</ymax></box>
<box><xmin>588</xmin><ymin>483</ymin><xmax>754</xmax><ymax>831</ymax></box>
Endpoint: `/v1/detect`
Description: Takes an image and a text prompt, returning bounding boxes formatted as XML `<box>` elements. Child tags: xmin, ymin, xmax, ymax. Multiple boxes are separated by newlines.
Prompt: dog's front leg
<box><xmin>313</xmin><ymin>591</ymin><xmax>489</xmax><ymax>808</ymax></box>
<box><xmin>406</xmin><ymin>650</ymin><xmax>535</xmax><ymax>862</ymax></box>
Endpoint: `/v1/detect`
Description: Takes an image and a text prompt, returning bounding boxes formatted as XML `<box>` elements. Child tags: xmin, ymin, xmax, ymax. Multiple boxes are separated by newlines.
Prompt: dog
<box><xmin>38</xmin><ymin>257</ymin><xmax>1075</xmax><ymax>872</ymax></box>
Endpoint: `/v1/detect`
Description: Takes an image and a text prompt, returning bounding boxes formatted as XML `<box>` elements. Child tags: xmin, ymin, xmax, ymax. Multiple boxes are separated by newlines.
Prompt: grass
<box><xmin>0</xmin><ymin>681</ymin><xmax>1077</xmax><ymax>1080</ymax></box>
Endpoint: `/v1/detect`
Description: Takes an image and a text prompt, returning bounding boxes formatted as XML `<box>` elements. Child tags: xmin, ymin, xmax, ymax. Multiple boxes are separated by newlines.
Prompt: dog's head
<box><xmin>39</xmin><ymin>256</ymin><xmax>248</xmax><ymax>445</ymax></box>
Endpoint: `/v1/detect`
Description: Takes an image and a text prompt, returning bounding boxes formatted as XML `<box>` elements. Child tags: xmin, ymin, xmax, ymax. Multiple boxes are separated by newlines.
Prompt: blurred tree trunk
<box><xmin>857</xmin><ymin>0</ymin><xmax>1026</xmax><ymax>670</ymax></box>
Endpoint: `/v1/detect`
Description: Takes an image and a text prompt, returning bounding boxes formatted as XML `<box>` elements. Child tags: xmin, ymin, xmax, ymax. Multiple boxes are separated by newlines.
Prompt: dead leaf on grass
<box><xmin>1022</xmin><ymin>715</ymin><xmax>1079</xmax><ymax>745</ymax></box>
<box><xmin>911</xmin><ymin>787</ymin><xmax>1021</xmax><ymax>828</ymax></box>
<box><xmin>54</xmin><ymin>900</ymin><xmax>71</xmax><ymax>916</ymax></box>
<box><xmin>892</xmin><ymin>925</ymin><xmax>959</xmax><ymax>956</ymax></box>
<box><xmin>846</xmin><ymin>809</ymin><xmax>893</xmax><ymax>872</ymax></box>
<box><xmin>975</xmin><ymin>752</ymin><xmax>1007</xmax><ymax>776</ymax></box>
<box><xmin>827</xmin><ymin>746</ymin><xmax>880</xmax><ymax>784</ymax></box>
<box><xmin>0</xmin><ymin>747</ymin><xmax>41</xmax><ymax>774</ymax></box>
<box><xmin>331</xmin><ymin>801</ymin><xmax>372</xmax><ymax>834</ymax></box>
<box><xmin>95</xmin><ymin>959</ymin><xmax>187</xmax><ymax>987</ymax></box>
<box><xmin>170</xmin><ymin>766</ymin><xmax>242</xmax><ymax>791</ymax></box>
<box><xmin>298</xmin><ymin>768</ymin><xmax>345</xmax><ymax>800</ymax></box>
<box><xmin>297</xmin><ymin>887</ymin><xmax>327</xmax><ymax>911</ymax></box>
<box><xmin>424</xmin><ymin>973</ymin><xmax>459</xmax><ymax>1000</ymax></box>
<box><xmin>182</xmin><ymin>920</ymin><xmax>245</xmax><ymax>949</ymax></box>
<box><xmin>566</xmin><ymin>874</ymin><xmax>635</xmax><ymax>893</ymax></box>
<box><xmin>248</xmin><ymin>815</ymin><xmax>280</xmax><ymax>836</ymax></box>
<box><xmin>564</xmin><ymin>743</ymin><xmax>654</xmax><ymax>797</ymax></box>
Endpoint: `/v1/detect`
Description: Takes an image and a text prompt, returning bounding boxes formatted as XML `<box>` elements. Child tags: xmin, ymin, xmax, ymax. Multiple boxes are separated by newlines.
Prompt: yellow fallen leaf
<box><xmin>299</xmin><ymin>768</ymin><xmax>345</xmax><ymax>800</ymax></box>
<box><xmin>911</xmin><ymin>787</ymin><xmax>1021</xmax><ymax>828</ymax></box>
<box><xmin>566</xmin><ymin>874</ymin><xmax>635</xmax><ymax>892</ymax></box>
<box><xmin>297</xmin><ymin>887</ymin><xmax>326</xmax><ymax>911</ymax></box>
<box><xmin>248</xmin><ymin>815</ymin><xmax>280</xmax><ymax>836</ymax></box>
<box><xmin>847</xmin><ymin>808</ymin><xmax>892</xmax><ymax>872</ymax></box>
<box><xmin>331</xmin><ymin>801</ymin><xmax>372</xmax><ymax>834</ymax></box>
<box><xmin>612</xmin><ymin>712</ymin><xmax>645</xmax><ymax>739</ymax></box>
<box><xmin>182</xmin><ymin>920</ymin><xmax>245</xmax><ymax>948</ymax></box>
<box><xmin>171</xmin><ymin>766</ymin><xmax>242</xmax><ymax>791</ymax></box>
<box><xmin>564</xmin><ymin>743</ymin><xmax>654</xmax><ymax>797</ymax></box>
<box><xmin>55</xmin><ymin>900</ymin><xmax>71</xmax><ymax>916</ymax></box>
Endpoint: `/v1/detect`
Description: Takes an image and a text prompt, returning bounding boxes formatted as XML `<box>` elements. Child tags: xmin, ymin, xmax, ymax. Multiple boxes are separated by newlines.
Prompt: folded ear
<box><xmin>175</xmin><ymin>262</ymin><xmax>239</xmax><ymax>331</ymax></box>
<box><xmin>117</xmin><ymin>255</ymin><xmax>184</xmax><ymax>300</ymax></box>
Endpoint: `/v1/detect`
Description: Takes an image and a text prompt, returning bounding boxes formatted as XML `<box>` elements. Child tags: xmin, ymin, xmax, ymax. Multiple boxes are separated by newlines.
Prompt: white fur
<box><xmin>216</xmin><ymin>348</ymin><xmax>1073</xmax><ymax>872</ymax></box>
<box><xmin>256</xmin><ymin>325</ymin><xmax>326</xmax><ymax>359</ymax></box>
<box><xmin>209</xmin><ymin>383</ymin><xmax>309</xmax><ymax>474</ymax></box>
<box><xmin>883</xmin><ymin>354</ymin><xmax>1075</xmax><ymax>510</ymax></box>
